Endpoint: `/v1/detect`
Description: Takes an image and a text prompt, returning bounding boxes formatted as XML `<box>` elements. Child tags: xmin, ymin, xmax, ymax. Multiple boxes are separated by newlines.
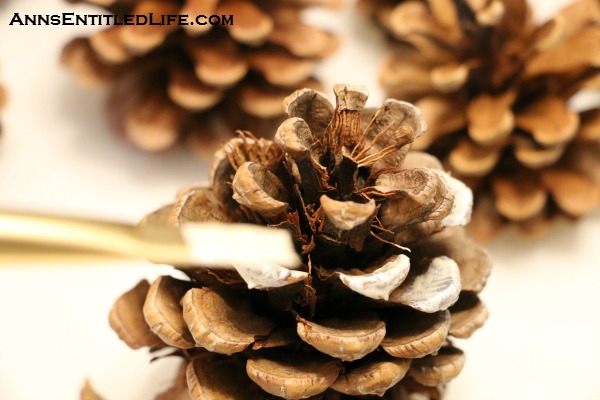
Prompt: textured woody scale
<box><xmin>61</xmin><ymin>0</ymin><xmax>339</xmax><ymax>156</ymax></box>
<box><xmin>108</xmin><ymin>84</ymin><xmax>492</xmax><ymax>399</ymax></box>
<box><xmin>361</xmin><ymin>0</ymin><xmax>600</xmax><ymax>240</ymax></box>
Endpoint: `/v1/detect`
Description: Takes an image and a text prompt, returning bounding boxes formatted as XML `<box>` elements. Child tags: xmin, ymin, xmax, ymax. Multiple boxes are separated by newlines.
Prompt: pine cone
<box><xmin>109</xmin><ymin>84</ymin><xmax>491</xmax><ymax>399</ymax></box>
<box><xmin>364</xmin><ymin>0</ymin><xmax>600</xmax><ymax>240</ymax></box>
<box><xmin>61</xmin><ymin>0</ymin><xmax>339</xmax><ymax>156</ymax></box>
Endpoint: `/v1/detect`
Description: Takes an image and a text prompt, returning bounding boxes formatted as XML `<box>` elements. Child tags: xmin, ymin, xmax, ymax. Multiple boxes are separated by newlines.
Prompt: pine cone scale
<box><xmin>144</xmin><ymin>275</ymin><xmax>195</xmax><ymax>349</ymax></box>
<box><xmin>296</xmin><ymin>313</ymin><xmax>386</xmax><ymax>362</ymax></box>
<box><xmin>89</xmin><ymin>27</ymin><xmax>131</xmax><ymax>64</ymax></box>
<box><xmin>108</xmin><ymin>279</ymin><xmax>165</xmax><ymax>349</ymax></box>
<box><xmin>335</xmin><ymin>254</ymin><xmax>410</xmax><ymax>301</ymax></box>
<box><xmin>409</xmin><ymin>347</ymin><xmax>465</xmax><ymax>387</ymax></box>
<box><xmin>514</xmin><ymin>95</ymin><xmax>580</xmax><ymax>146</ymax></box>
<box><xmin>168</xmin><ymin>68</ymin><xmax>225</xmax><ymax>111</ymax></box>
<box><xmin>448</xmin><ymin>291</ymin><xmax>488</xmax><ymax>339</ymax></box>
<box><xmin>120</xmin><ymin>2</ymin><xmax>181</xmax><ymax>53</ymax></box>
<box><xmin>219</xmin><ymin>0</ymin><xmax>274</xmax><ymax>44</ymax></box>
<box><xmin>466</xmin><ymin>91</ymin><xmax>515</xmax><ymax>145</ymax></box>
<box><xmin>388</xmin><ymin>257</ymin><xmax>461</xmax><ymax>313</ymax></box>
<box><xmin>182</xmin><ymin>287</ymin><xmax>277</xmax><ymax>354</ymax></box>
<box><xmin>408</xmin><ymin>227</ymin><xmax>490</xmax><ymax>294</ymax></box>
<box><xmin>380</xmin><ymin>309</ymin><xmax>450</xmax><ymax>359</ymax></box>
<box><xmin>330</xmin><ymin>354</ymin><xmax>411</xmax><ymax>397</ymax></box>
<box><xmin>246</xmin><ymin>353</ymin><xmax>341</xmax><ymax>399</ymax></box>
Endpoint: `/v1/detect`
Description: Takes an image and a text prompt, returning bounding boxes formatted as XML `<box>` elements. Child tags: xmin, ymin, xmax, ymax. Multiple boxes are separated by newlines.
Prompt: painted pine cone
<box><xmin>61</xmin><ymin>0</ymin><xmax>339</xmax><ymax>156</ymax></box>
<box><xmin>109</xmin><ymin>84</ymin><xmax>491</xmax><ymax>399</ymax></box>
<box><xmin>364</xmin><ymin>0</ymin><xmax>600</xmax><ymax>240</ymax></box>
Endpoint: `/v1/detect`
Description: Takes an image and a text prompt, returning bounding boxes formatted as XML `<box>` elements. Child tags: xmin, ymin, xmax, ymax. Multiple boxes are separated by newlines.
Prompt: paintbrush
<box><xmin>0</xmin><ymin>211</ymin><xmax>301</xmax><ymax>269</ymax></box>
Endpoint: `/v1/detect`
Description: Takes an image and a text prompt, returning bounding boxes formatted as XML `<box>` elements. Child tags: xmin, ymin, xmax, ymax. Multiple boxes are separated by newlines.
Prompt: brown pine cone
<box><xmin>109</xmin><ymin>84</ymin><xmax>491</xmax><ymax>399</ymax></box>
<box><xmin>61</xmin><ymin>0</ymin><xmax>339</xmax><ymax>156</ymax></box>
<box><xmin>363</xmin><ymin>0</ymin><xmax>600</xmax><ymax>240</ymax></box>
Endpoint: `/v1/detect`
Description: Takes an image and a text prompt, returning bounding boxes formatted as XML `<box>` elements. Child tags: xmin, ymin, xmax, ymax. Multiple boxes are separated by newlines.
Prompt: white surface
<box><xmin>1</xmin><ymin>0</ymin><xmax>599</xmax><ymax>399</ymax></box>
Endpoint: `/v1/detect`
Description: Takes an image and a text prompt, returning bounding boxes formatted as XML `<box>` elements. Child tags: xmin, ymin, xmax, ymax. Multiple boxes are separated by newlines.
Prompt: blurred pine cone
<box><xmin>109</xmin><ymin>84</ymin><xmax>491</xmax><ymax>399</ymax></box>
<box><xmin>362</xmin><ymin>0</ymin><xmax>600</xmax><ymax>240</ymax></box>
<box><xmin>61</xmin><ymin>0</ymin><xmax>339</xmax><ymax>156</ymax></box>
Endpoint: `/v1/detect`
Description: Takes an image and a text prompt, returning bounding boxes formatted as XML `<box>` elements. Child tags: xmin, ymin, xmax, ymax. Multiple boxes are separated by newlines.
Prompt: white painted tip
<box><xmin>180</xmin><ymin>222</ymin><xmax>302</xmax><ymax>270</ymax></box>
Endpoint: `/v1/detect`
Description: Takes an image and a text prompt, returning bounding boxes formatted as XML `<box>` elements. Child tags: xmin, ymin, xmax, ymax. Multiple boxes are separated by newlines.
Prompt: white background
<box><xmin>1</xmin><ymin>0</ymin><xmax>600</xmax><ymax>399</ymax></box>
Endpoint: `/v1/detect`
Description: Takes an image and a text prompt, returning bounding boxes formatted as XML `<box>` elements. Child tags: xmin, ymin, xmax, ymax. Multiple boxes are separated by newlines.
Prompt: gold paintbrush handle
<box><xmin>0</xmin><ymin>211</ymin><xmax>193</xmax><ymax>265</ymax></box>
<box><xmin>0</xmin><ymin>242</ymin><xmax>130</xmax><ymax>264</ymax></box>
<box><xmin>0</xmin><ymin>211</ymin><xmax>301</xmax><ymax>269</ymax></box>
